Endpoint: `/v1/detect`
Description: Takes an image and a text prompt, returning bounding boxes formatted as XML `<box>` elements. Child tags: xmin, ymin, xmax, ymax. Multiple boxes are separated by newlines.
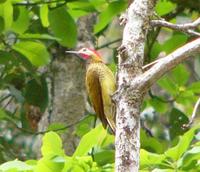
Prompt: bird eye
<box><xmin>82</xmin><ymin>48</ymin><xmax>87</xmax><ymax>52</ymax></box>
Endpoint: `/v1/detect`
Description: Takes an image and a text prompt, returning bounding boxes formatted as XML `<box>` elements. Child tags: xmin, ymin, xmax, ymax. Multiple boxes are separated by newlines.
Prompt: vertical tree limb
<box><xmin>114</xmin><ymin>0</ymin><xmax>156</xmax><ymax>171</ymax></box>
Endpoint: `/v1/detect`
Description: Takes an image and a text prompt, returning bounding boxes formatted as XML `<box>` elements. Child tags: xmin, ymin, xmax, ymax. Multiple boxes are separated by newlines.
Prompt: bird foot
<box><xmin>117</xmin><ymin>45</ymin><xmax>128</xmax><ymax>62</ymax></box>
<box><xmin>119</xmin><ymin>12</ymin><xmax>128</xmax><ymax>26</ymax></box>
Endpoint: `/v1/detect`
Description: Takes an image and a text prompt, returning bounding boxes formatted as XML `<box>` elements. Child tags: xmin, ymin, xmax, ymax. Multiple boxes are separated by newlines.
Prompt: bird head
<box><xmin>66</xmin><ymin>48</ymin><xmax>102</xmax><ymax>62</ymax></box>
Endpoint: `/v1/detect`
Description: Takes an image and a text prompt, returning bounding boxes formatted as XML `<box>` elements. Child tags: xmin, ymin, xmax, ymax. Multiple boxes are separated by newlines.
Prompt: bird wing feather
<box><xmin>86</xmin><ymin>71</ymin><xmax>108</xmax><ymax>129</ymax></box>
<box><xmin>99</xmin><ymin>68</ymin><xmax>116</xmax><ymax>133</ymax></box>
<box><xmin>86</xmin><ymin>63</ymin><xmax>116</xmax><ymax>133</ymax></box>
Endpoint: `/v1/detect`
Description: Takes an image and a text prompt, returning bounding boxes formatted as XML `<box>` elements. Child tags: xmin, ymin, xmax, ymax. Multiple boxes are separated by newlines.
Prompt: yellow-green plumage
<box><xmin>65</xmin><ymin>48</ymin><xmax>116</xmax><ymax>133</ymax></box>
<box><xmin>86</xmin><ymin>62</ymin><xmax>116</xmax><ymax>133</ymax></box>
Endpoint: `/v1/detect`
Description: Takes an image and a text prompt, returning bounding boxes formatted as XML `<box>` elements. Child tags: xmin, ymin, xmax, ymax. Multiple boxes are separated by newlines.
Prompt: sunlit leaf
<box><xmin>165</xmin><ymin>127</ymin><xmax>197</xmax><ymax>161</ymax></box>
<box><xmin>12</xmin><ymin>6</ymin><xmax>29</xmax><ymax>34</ymax></box>
<box><xmin>178</xmin><ymin>146</ymin><xmax>200</xmax><ymax>169</ymax></box>
<box><xmin>170</xmin><ymin>64</ymin><xmax>190</xmax><ymax>86</ymax></box>
<box><xmin>0</xmin><ymin>160</ymin><xmax>33</xmax><ymax>171</ymax></box>
<box><xmin>155</xmin><ymin>0</ymin><xmax>176</xmax><ymax>16</ymax></box>
<box><xmin>49</xmin><ymin>7</ymin><xmax>77</xmax><ymax>47</ymax></box>
<box><xmin>73</xmin><ymin>125</ymin><xmax>107</xmax><ymax>157</ymax></box>
<box><xmin>0</xmin><ymin>0</ymin><xmax>13</xmax><ymax>30</ymax></box>
<box><xmin>12</xmin><ymin>41</ymin><xmax>50</xmax><ymax>67</ymax></box>
<box><xmin>94</xmin><ymin>1</ymin><xmax>127</xmax><ymax>34</ymax></box>
<box><xmin>41</xmin><ymin>132</ymin><xmax>65</xmax><ymax>157</ymax></box>
<box><xmin>40</xmin><ymin>4</ymin><xmax>49</xmax><ymax>27</ymax></box>
<box><xmin>163</xmin><ymin>34</ymin><xmax>188</xmax><ymax>54</ymax></box>
<box><xmin>19</xmin><ymin>33</ymin><xmax>60</xmax><ymax>41</ymax></box>
<box><xmin>140</xmin><ymin>149</ymin><xmax>166</xmax><ymax>169</ymax></box>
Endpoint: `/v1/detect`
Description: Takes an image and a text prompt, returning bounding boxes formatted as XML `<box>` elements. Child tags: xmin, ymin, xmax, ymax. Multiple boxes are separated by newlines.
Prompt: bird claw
<box><xmin>119</xmin><ymin>12</ymin><xmax>128</xmax><ymax>26</ymax></box>
<box><xmin>117</xmin><ymin>45</ymin><xmax>127</xmax><ymax>55</ymax></box>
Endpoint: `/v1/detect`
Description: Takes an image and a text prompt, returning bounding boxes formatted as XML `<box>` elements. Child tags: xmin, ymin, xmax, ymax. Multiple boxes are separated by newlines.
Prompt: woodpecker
<box><xmin>66</xmin><ymin>48</ymin><xmax>116</xmax><ymax>133</ymax></box>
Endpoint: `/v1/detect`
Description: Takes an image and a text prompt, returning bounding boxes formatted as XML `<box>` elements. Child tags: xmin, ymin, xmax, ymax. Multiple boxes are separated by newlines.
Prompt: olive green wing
<box><xmin>99</xmin><ymin>66</ymin><xmax>116</xmax><ymax>133</ymax></box>
<box><xmin>86</xmin><ymin>71</ymin><xmax>108</xmax><ymax>129</ymax></box>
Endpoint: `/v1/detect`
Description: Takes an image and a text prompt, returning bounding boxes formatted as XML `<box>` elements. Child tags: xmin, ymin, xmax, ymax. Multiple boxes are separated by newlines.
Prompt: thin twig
<box><xmin>12</xmin><ymin>114</ymin><xmax>94</xmax><ymax>135</ymax></box>
<box><xmin>96</xmin><ymin>38</ymin><xmax>122</xmax><ymax>50</ymax></box>
<box><xmin>183</xmin><ymin>97</ymin><xmax>200</xmax><ymax>128</ymax></box>
<box><xmin>151</xmin><ymin>17</ymin><xmax>200</xmax><ymax>36</ymax></box>
<box><xmin>142</xmin><ymin>59</ymin><xmax>159</xmax><ymax>71</ymax></box>
<box><xmin>3</xmin><ymin>97</ymin><xmax>13</xmax><ymax>109</ymax></box>
<box><xmin>14</xmin><ymin>0</ymin><xmax>75</xmax><ymax>6</ymax></box>
<box><xmin>0</xmin><ymin>94</ymin><xmax>11</xmax><ymax>104</ymax></box>
<box><xmin>148</xmin><ymin>90</ymin><xmax>176</xmax><ymax>103</ymax></box>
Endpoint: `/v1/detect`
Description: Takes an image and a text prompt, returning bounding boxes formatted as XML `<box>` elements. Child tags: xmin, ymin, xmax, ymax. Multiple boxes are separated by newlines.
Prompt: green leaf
<box><xmin>157</xmin><ymin>76</ymin><xmax>178</xmax><ymax>95</ymax></box>
<box><xmin>49</xmin><ymin>7</ymin><xmax>77</xmax><ymax>48</ymax></box>
<box><xmin>176</xmin><ymin>89</ymin><xmax>195</xmax><ymax>104</ymax></box>
<box><xmin>0</xmin><ymin>16</ymin><xmax>4</xmax><ymax>33</ymax></box>
<box><xmin>0</xmin><ymin>108</ymin><xmax>9</xmax><ymax>119</ymax></box>
<box><xmin>0</xmin><ymin>0</ymin><xmax>13</xmax><ymax>30</ymax></box>
<box><xmin>19</xmin><ymin>33</ymin><xmax>60</xmax><ymax>41</ymax></box>
<box><xmin>0</xmin><ymin>0</ymin><xmax>6</xmax><ymax>4</ymax></box>
<box><xmin>68</xmin><ymin>9</ymin><xmax>89</xmax><ymax>18</ymax></box>
<box><xmin>94</xmin><ymin>1</ymin><xmax>127</xmax><ymax>34</ymax></box>
<box><xmin>94</xmin><ymin>150</ymin><xmax>114</xmax><ymax>166</ymax></box>
<box><xmin>41</xmin><ymin>131</ymin><xmax>65</xmax><ymax>157</ymax></box>
<box><xmin>140</xmin><ymin>149</ymin><xmax>166</xmax><ymax>169</ymax></box>
<box><xmin>188</xmin><ymin>82</ymin><xmax>200</xmax><ymax>93</ymax></box>
<box><xmin>40</xmin><ymin>4</ymin><xmax>49</xmax><ymax>27</ymax></box>
<box><xmin>149</xmin><ymin>98</ymin><xmax>168</xmax><ymax>113</ymax></box>
<box><xmin>12</xmin><ymin>6</ymin><xmax>29</xmax><ymax>34</ymax></box>
<box><xmin>89</xmin><ymin>0</ymin><xmax>107</xmax><ymax>11</ymax></box>
<box><xmin>73</xmin><ymin>124</ymin><xmax>107</xmax><ymax>157</ymax></box>
<box><xmin>67</xmin><ymin>1</ymin><xmax>96</xmax><ymax>12</ymax></box>
<box><xmin>12</xmin><ymin>41</ymin><xmax>50</xmax><ymax>67</ymax></box>
<box><xmin>24</xmin><ymin>76</ymin><xmax>48</xmax><ymax>112</ymax></box>
<box><xmin>170</xmin><ymin>64</ymin><xmax>190</xmax><ymax>86</ymax></box>
<box><xmin>165</xmin><ymin>127</ymin><xmax>197</xmax><ymax>161</ymax></box>
<box><xmin>0</xmin><ymin>160</ymin><xmax>33</xmax><ymax>171</ymax></box>
<box><xmin>36</xmin><ymin>156</ymin><xmax>65</xmax><ymax>172</ymax></box>
<box><xmin>141</xmin><ymin>129</ymin><xmax>165</xmax><ymax>153</ymax></box>
<box><xmin>155</xmin><ymin>0</ymin><xmax>176</xmax><ymax>16</ymax></box>
<box><xmin>163</xmin><ymin>34</ymin><xmax>188</xmax><ymax>54</ymax></box>
<box><xmin>178</xmin><ymin>146</ymin><xmax>200</xmax><ymax>169</ymax></box>
<box><xmin>0</xmin><ymin>51</ymin><xmax>13</xmax><ymax>64</ymax></box>
<box><xmin>150</xmin><ymin>41</ymin><xmax>162</xmax><ymax>60</ymax></box>
<box><xmin>75</xmin><ymin>115</ymin><xmax>95</xmax><ymax>137</ymax></box>
<box><xmin>169</xmin><ymin>108</ymin><xmax>189</xmax><ymax>139</ymax></box>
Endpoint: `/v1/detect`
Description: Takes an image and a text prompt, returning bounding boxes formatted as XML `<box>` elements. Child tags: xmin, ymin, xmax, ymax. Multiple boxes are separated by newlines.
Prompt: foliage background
<box><xmin>0</xmin><ymin>0</ymin><xmax>199</xmax><ymax>171</ymax></box>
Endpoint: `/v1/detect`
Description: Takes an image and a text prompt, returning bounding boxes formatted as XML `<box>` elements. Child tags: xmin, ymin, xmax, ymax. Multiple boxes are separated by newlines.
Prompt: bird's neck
<box><xmin>87</xmin><ymin>54</ymin><xmax>103</xmax><ymax>64</ymax></box>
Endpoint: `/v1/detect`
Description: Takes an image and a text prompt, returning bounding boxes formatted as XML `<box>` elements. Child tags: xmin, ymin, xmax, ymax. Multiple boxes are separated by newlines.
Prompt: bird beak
<box><xmin>65</xmin><ymin>51</ymin><xmax>82</xmax><ymax>58</ymax></box>
<box><xmin>65</xmin><ymin>51</ymin><xmax>79</xmax><ymax>55</ymax></box>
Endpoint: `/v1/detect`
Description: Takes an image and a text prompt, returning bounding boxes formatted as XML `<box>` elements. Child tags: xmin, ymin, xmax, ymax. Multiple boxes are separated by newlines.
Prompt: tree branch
<box><xmin>11</xmin><ymin>115</ymin><xmax>93</xmax><ymax>135</ymax></box>
<box><xmin>151</xmin><ymin>17</ymin><xmax>200</xmax><ymax>36</ymax></box>
<box><xmin>141</xmin><ymin>38</ymin><xmax>200</xmax><ymax>89</ymax></box>
<box><xmin>14</xmin><ymin>0</ymin><xmax>75</xmax><ymax>6</ymax></box>
<box><xmin>96</xmin><ymin>38</ymin><xmax>122</xmax><ymax>50</ymax></box>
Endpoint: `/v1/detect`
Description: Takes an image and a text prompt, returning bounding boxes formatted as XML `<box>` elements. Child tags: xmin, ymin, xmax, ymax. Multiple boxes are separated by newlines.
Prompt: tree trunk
<box><xmin>114</xmin><ymin>0</ymin><xmax>156</xmax><ymax>171</ymax></box>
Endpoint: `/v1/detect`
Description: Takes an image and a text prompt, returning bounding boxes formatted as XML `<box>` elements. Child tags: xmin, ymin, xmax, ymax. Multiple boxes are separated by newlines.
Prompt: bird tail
<box><xmin>107</xmin><ymin>118</ymin><xmax>116</xmax><ymax>134</ymax></box>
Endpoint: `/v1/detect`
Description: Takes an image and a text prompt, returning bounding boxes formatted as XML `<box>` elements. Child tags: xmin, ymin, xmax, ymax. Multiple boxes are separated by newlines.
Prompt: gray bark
<box><xmin>114</xmin><ymin>0</ymin><xmax>156</xmax><ymax>171</ymax></box>
<box><xmin>114</xmin><ymin>0</ymin><xmax>200</xmax><ymax>170</ymax></box>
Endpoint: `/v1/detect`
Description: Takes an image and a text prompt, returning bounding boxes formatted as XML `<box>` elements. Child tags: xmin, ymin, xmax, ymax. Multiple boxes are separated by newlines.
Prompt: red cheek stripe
<box><xmin>80</xmin><ymin>53</ymin><xmax>90</xmax><ymax>60</ymax></box>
